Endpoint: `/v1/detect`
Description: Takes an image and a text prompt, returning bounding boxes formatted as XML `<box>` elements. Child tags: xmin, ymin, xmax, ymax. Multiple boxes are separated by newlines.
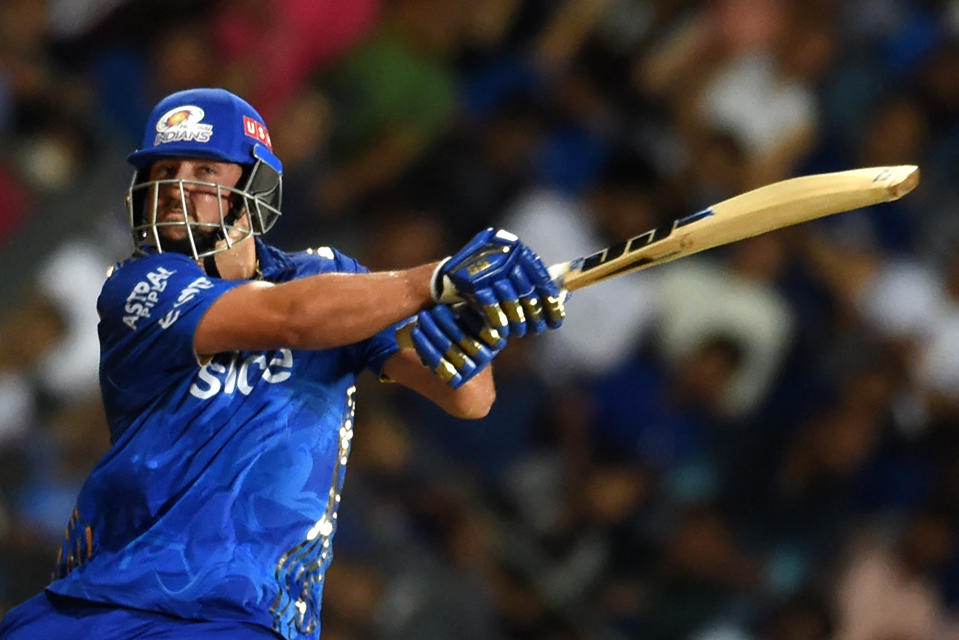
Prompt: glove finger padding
<box><xmin>491</xmin><ymin>278</ymin><xmax>528</xmax><ymax>338</ymax></box>
<box><xmin>471</xmin><ymin>287</ymin><xmax>510</xmax><ymax>341</ymax></box>
<box><xmin>508</xmin><ymin>266</ymin><xmax>548</xmax><ymax>335</ymax></box>
<box><xmin>457</xmin><ymin>303</ymin><xmax>506</xmax><ymax>350</ymax></box>
<box><xmin>411</xmin><ymin>311</ymin><xmax>466</xmax><ymax>388</ymax></box>
<box><xmin>517</xmin><ymin>246</ymin><xmax>566</xmax><ymax>329</ymax></box>
<box><xmin>432</xmin><ymin>305</ymin><xmax>498</xmax><ymax>368</ymax></box>
<box><xmin>411</xmin><ymin>306</ymin><xmax>501</xmax><ymax>389</ymax></box>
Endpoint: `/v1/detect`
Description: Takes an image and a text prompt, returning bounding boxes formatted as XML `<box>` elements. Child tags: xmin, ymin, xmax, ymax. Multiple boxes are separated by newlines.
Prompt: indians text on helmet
<box><xmin>153</xmin><ymin>105</ymin><xmax>213</xmax><ymax>145</ymax></box>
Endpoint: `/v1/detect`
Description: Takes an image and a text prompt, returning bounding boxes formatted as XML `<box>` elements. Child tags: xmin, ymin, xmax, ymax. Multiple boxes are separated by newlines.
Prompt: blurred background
<box><xmin>3</xmin><ymin>0</ymin><xmax>959</xmax><ymax>638</ymax></box>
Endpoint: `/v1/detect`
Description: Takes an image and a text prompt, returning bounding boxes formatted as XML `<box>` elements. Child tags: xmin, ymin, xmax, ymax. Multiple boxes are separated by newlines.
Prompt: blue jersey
<box><xmin>46</xmin><ymin>240</ymin><xmax>399</xmax><ymax>640</ymax></box>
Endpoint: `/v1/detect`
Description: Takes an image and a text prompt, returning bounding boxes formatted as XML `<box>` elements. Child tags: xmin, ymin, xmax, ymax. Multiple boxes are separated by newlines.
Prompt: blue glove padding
<box><xmin>512</xmin><ymin>244</ymin><xmax>566</xmax><ymax>333</ymax></box>
<box><xmin>432</xmin><ymin>228</ymin><xmax>518</xmax><ymax>302</ymax></box>
<box><xmin>409</xmin><ymin>305</ymin><xmax>501</xmax><ymax>389</ymax></box>
<box><xmin>433</xmin><ymin>228</ymin><xmax>566</xmax><ymax>338</ymax></box>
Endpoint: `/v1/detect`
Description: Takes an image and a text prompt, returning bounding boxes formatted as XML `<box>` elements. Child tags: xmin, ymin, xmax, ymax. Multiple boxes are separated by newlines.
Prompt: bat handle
<box><xmin>548</xmin><ymin>261</ymin><xmax>572</xmax><ymax>293</ymax></box>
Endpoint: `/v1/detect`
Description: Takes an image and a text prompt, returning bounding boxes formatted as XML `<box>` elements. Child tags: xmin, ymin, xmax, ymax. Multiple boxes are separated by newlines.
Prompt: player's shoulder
<box><xmin>98</xmin><ymin>252</ymin><xmax>204</xmax><ymax>316</ymax></box>
<box><xmin>283</xmin><ymin>245</ymin><xmax>369</xmax><ymax>276</ymax></box>
<box><xmin>101</xmin><ymin>252</ymin><xmax>201</xmax><ymax>295</ymax></box>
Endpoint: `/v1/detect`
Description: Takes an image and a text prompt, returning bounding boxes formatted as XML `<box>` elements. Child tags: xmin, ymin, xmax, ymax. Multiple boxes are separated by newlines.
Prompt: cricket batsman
<box><xmin>0</xmin><ymin>88</ymin><xmax>565</xmax><ymax>639</ymax></box>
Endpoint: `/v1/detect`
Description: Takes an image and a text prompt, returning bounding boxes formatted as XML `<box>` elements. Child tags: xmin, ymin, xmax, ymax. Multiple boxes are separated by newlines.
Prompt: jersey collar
<box><xmin>254</xmin><ymin>238</ymin><xmax>297</xmax><ymax>281</ymax></box>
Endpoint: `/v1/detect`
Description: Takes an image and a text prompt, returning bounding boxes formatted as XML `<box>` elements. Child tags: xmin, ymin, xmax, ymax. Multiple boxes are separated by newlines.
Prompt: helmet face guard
<box><xmin>126</xmin><ymin>88</ymin><xmax>283</xmax><ymax>260</ymax></box>
<box><xmin>126</xmin><ymin>171</ymin><xmax>282</xmax><ymax>260</ymax></box>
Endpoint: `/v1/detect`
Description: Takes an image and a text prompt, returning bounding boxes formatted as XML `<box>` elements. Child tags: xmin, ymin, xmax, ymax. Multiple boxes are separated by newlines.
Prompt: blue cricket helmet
<box><xmin>128</xmin><ymin>88</ymin><xmax>282</xmax><ymax>174</ymax></box>
<box><xmin>126</xmin><ymin>88</ymin><xmax>283</xmax><ymax>259</ymax></box>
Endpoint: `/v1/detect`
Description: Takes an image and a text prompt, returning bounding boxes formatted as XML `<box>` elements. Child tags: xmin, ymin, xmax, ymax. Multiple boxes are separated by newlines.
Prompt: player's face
<box><xmin>145</xmin><ymin>159</ymin><xmax>244</xmax><ymax>242</ymax></box>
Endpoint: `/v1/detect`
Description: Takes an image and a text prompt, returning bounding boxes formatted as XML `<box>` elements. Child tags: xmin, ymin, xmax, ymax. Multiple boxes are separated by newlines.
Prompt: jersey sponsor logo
<box><xmin>122</xmin><ymin>266</ymin><xmax>176</xmax><ymax>330</ymax></box>
<box><xmin>189</xmin><ymin>349</ymin><xmax>294</xmax><ymax>399</ymax></box>
<box><xmin>153</xmin><ymin>105</ymin><xmax>213</xmax><ymax>146</ymax></box>
<box><xmin>158</xmin><ymin>277</ymin><xmax>216</xmax><ymax>329</ymax></box>
<box><xmin>242</xmin><ymin>115</ymin><xmax>272</xmax><ymax>149</ymax></box>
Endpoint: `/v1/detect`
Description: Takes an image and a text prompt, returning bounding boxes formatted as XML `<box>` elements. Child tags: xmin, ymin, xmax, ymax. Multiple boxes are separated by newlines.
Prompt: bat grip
<box><xmin>547</xmin><ymin>261</ymin><xmax>571</xmax><ymax>290</ymax></box>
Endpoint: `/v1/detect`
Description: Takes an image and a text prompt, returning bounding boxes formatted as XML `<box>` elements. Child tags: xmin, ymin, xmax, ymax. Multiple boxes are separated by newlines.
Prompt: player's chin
<box><xmin>155</xmin><ymin>226</ymin><xmax>218</xmax><ymax>256</ymax></box>
<box><xmin>157</xmin><ymin>225</ymin><xmax>190</xmax><ymax>242</ymax></box>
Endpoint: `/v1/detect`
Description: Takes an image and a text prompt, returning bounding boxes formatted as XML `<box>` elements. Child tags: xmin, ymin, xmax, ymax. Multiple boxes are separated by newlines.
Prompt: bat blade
<box><xmin>551</xmin><ymin>165</ymin><xmax>919</xmax><ymax>291</ymax></box>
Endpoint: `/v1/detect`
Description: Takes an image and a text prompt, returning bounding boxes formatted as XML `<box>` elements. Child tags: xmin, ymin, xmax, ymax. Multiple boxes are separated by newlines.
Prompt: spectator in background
<box><xmin>399</xmin><ymin>97</ymin><xmax>551</xmax><ymax>245</ymax></box>
<box><xmin>0</xmin><ymin>291</ymin><xmax>69</xmax><ymax>611</ymax></box>
<box><xmin>212</xmin><ymin>0</ymin><xmax>381</xmax><ymax>121</ymax></box>
<box><xmin>311</xmin><ymin>0</ymin><xmax>466</xmax><ymax>218</ymax></box>
<box><xmin>501</xmin><ymin>148</ymin><xmax>663</xmax><ymax>382</ymax></box>
<box><xmin>636</xmin><ymin>0</ymin><xmax>833</xmax><ymax>186</ymax></box>
<box><xmin>590</xmin><ymin>333</ymin><xmax>746</xmax><ymax>477</ymax></box>
<box><xmin>835</xmin><ymin>505</ymin><xmax>959</xmax><ymax>640</ymax></box>
<box><xmin>0</xmin><ymin>163</ymin><xmax>31</xmax><ymax>244</ymax></box>
<box><xmin>653</xmin><ymin>233</ymin><xmax>795</xmax><ymax>419</ymax></box>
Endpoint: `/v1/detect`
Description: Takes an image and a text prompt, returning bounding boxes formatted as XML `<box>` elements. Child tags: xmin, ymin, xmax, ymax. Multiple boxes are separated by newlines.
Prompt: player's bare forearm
<box><xmin>194</xmin><ymin>262</ymin><xmax>440</xmax><ymax>355</ymax></box>
<box><xmin>382</xmin><ymin>348</ymin><xmax>495</xmax><ymax>419</ymax></box>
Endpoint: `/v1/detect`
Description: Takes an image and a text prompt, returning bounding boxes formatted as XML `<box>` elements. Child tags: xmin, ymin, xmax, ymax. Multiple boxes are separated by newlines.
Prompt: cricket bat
<box><xmin>397</xmin><ymin>166</ymin><xmax>919</xmax><ymax>349</ymax></box>
<box><xmin>549</xmin><ymin>165</ymin><xmax>919</xmax><ymax>291</ymax></box>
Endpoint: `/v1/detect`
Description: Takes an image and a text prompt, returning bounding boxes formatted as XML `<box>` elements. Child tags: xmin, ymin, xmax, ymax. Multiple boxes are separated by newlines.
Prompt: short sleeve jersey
<box><xmin>46</xmin><ymin>240</ymin><xmax>399</xmax><ymax>640</ymax></box>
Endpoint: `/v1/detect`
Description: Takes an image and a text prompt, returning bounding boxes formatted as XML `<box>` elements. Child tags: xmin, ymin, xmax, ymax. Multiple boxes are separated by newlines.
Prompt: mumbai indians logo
<box><xmin>153</xmin><ymin>105</ymin><xmax>213</xmax><ymax>145</ymax></box>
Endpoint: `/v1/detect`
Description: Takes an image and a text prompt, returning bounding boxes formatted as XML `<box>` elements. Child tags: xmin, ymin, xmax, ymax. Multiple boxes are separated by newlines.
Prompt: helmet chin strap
<box><xmin>203</xmin><ymin>254</ymin><xmax>221</xmax><ymax>278</ymax></box>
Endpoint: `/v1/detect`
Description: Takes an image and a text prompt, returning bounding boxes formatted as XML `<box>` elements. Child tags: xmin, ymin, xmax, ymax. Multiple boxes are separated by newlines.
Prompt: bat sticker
<box><xmin>579</xmin><ymin>208</ymin><xmax>715</xmax><ymax>273</ymax></box>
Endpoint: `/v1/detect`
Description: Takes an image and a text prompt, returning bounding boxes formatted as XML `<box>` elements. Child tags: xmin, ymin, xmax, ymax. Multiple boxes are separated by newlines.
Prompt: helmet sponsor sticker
<box><xmin>242</xmin><ymin>116</ymin><xmax>272</xmax><ymax>149</ymax></box>
<box><xmin>154</xmin><ymin>105</ymin><xmax>213</xmax><ymax>145</ymax></box>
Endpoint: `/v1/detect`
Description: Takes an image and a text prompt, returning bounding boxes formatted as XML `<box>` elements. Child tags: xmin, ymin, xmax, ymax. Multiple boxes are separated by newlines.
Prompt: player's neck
<box><xmin>210</xmin><ymin>236</ymin><xmax>258</xmax><ymax>280</ymax></box>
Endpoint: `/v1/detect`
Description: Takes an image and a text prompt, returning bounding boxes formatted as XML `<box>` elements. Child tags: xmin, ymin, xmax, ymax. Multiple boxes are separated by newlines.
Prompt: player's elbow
<box><xmin>448</xmin><ymin>383</ymin><xmax>496</xmax><ymax>420</ymax></box>
<box><xmin>255</xmin><ymin>300</ymin><xmax>318</xmax><ymax>350</ymax></box>
<box><xmin>281</xmin><ymin>316</ymin><xmax>329</xmax><ymax>350</ymax></box>
<box><xmin>456</xmin><ymin>400</ymin><xmax>494</xmax><ymax>420</ymax></box>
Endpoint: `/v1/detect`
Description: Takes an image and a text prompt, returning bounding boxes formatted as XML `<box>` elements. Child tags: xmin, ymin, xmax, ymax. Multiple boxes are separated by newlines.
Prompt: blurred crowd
<box><xmin>3</xmin><ymin>0</ymin><xmax>959</xmax><ymax>638</ymax></box>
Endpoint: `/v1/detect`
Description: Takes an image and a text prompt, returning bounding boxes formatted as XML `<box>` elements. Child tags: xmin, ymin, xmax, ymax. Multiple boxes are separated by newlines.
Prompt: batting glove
<box><xmin>431</xmin><ymin>228</ymin><xmax>566</xmax><ymax>338</ymax></box>
<box><xmin>408</xmin><ymin>305</ymin><xmax>503</xmax><ymax>389</ymax></box>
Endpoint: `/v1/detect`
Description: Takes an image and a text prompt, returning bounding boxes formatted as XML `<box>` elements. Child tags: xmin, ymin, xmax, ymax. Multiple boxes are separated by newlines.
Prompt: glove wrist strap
<box><xmin>431</xmin><ymin>257</ymin><xmax>457</xmax><ymax>303</ymax></box>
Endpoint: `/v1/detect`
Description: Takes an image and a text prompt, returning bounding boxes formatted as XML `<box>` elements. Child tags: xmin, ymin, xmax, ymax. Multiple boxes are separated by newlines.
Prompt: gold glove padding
<box><xmin>456</xmin><ymin>334</ymin><xmax>484</xmax><ymax>358</ymax></box>
<box><xmin>476</xmin><ymin>324</ymin><xmax>503</xmax><ymax>349</ymax></box>
<box><xmin>443</xmin><ymin>345</ymin><xmax>471</xmax><ymax>370</ymax></box>
<box><xmin>433</xmin><ymin>359</ymin><xmax>459</xmax><ymax>384</ymax></box>
<box><xmin>482</xmin><ymin>302</ymin><xmax>509</xmax><ymax>330</ymax></box>
<box><xmin>500</xmin><ymin>298</ymin><xmax>526</xmax><ymax>325</ymax></box>
<box><xmin>519</xmin><ymin>296</ymin><xmax>544</xmax><ymax>325</ymax></box>
<box><xmin>544</xmin><ymin>294</ymin><xmax>567</xmax><ymax>325</ymax></box>
<box><xmin>434</xmin><ymin>342</ymin><xmax>482</xmax><ymax>384</ymax></box>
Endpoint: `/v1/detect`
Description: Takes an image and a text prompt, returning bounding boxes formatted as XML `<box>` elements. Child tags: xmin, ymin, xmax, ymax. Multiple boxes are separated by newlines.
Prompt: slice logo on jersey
<box><xmin>153</xmin><ymin>105</ymin><xmax>213</xmax><ymax>146</ymax></box>
<box><xmin>242</xmin><ymin>116</ymin><xmax>272</xmax><ymax>149</ymax></box>
<box><xmin>190</xmin><ymin>349</ymin><xmax>294</xmax><ymax>399</ymax></box>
